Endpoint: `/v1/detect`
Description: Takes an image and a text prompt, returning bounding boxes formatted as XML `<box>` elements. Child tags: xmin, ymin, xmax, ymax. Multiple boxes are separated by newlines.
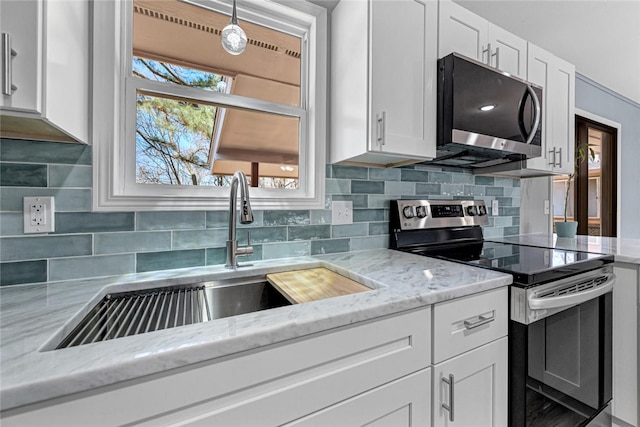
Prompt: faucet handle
<box><xmin>246</xmin><ymin>230</ymin><xmax>251</xmax><ymax>246</ymax></box>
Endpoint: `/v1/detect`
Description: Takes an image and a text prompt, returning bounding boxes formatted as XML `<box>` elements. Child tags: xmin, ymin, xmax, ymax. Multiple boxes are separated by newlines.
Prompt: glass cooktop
<box><xmin>402</xmin><ymin>241</ymin><xmax>614</xmax><ymax>288</ymax></box>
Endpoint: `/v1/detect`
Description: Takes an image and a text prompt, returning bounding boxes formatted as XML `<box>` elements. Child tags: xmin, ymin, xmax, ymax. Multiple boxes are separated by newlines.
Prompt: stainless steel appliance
<box><xmin>390</xmin><ymin>199</ymin><xmax>615</xmax><ymax>426</ymax></box>
<box><xmin>427</xmin><ymin>53</ymin><xmax>543</xmax><ymax>169</ymax></box>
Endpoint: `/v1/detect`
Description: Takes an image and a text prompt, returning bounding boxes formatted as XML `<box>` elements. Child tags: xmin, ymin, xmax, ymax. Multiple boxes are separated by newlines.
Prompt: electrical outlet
<box><xmin>23</xmin><ymin>197</ymin><xmax>55</xmax><ymax>233</ymax></box>
<box><xmin>331</xmin><ymin>201</ymin><xmax>353</xmax><ymax>225</ymax></box>
<box><xmin>544</xmin><ymin>200</ymin><xmax>550</xmax><ymax>215</ymax></box>
<box><xmin>491</xmin><ymin>199</ymin><xmax>499</xmax><ymax>216</ymax></box>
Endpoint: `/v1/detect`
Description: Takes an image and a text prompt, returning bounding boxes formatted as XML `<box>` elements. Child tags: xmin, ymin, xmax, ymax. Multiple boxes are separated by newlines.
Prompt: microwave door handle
<box><xmin>517</xmin><ymin>85</ymin><xmax>541</xmax><ymax>145</ymax></box>
<box><xmin>517</xmin><ymin>89</ymin><xmax>531</xmax><ymax>142</ymax></box>
<box><xmin>525</xmin><ymin>85</ymin><xmax>541</xmax><ymax>145</ymax></box>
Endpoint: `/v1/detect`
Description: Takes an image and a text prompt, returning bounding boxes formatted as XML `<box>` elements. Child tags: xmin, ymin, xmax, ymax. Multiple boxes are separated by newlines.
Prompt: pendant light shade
<box><xmin>221</xmin><ymin>0</ymin><xmax>247</xmax><ymax>55</ymax></box>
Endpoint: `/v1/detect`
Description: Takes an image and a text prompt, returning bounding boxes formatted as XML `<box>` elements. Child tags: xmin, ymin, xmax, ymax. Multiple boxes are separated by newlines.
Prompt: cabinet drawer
<box><xmin>433</xmin><ymin>287</ymin><xmax>508</xmax><ymax>363</ymax></box>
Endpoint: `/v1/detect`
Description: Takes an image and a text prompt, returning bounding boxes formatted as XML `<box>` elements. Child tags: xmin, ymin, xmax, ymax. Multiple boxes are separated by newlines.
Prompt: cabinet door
<box><xmin>0</xmin><ymin>0</ymin><xmax>41</xmax><ymax>113</ymax></box>
<box><xmin>526</xmin><ymin>43</ymin><xmax>554</xmax><ymax>172</ymax></box>
<box><xmin>613</xmin><ymin>264</ymin><xmax>638</xmax><ymax>426</ymax></box>
<box><xmin>285</xmin><ymin>368</ymin><xmax>431</xmax><ymax>427</ymax></box>
<box><xmin>370</xmin><ymin>0</ymin><xmax>436</xmax><ymax>159</ymax></box>
<box><xmin>548</xmin><ymin>55</ymin><xmax>575</xmax><ymax>175</ymax></box>
<box><xmin>433</xmin><ymin>337</ymin><xmax>508</xmax><ymax>427</ymax></box>
<box><xmin>438</xmin><ymin>0</ymin><xmax>488</xmax><ymax>62</ymax></box>
<box><xmin>488</xmin><ymin>24</ymin><xmax>527</xmax><ymax>79</ymax></box>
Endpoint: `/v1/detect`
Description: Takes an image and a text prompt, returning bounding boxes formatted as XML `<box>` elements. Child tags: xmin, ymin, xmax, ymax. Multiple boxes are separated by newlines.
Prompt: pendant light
<box><xmin>221</xmin><ymin>0</ymin><xmax>247</xmax><ymax>55</ymax></box>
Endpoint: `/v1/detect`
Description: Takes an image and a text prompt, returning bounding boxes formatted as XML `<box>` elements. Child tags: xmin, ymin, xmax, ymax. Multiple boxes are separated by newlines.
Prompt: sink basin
<box><xmin>55</xmin><ymin>276</ymin><xmax>291</xmax><ymax>349</ymax></box>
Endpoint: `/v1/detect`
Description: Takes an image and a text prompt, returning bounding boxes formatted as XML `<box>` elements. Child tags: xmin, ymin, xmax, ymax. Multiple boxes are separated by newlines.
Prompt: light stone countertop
<box><xmin>0</xmin><ymin>249</ymin><xmax>512</xmax><ymax>411</ymax></box>
<box><xmin>486</xmin><ymin>234</ymin><xmax>640</xmax><ymax>264</ymax></box>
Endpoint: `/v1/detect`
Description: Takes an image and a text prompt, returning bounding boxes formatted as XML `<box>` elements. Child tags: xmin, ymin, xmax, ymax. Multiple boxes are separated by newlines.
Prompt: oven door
<box><xmin>509</xmin><ymin>267</ymin><xmax>614</xmax><ymax>427</ymax></box>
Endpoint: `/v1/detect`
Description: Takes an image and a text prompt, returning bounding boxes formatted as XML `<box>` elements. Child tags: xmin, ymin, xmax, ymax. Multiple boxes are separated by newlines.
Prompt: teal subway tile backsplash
<box><xmin>0</xmin><ymin>260</ymin><xmax>47</xmax><ymax>286</ymax></box>
<box><xmin>0</xmin><ymin>139</ymin><xmax>91</xmax><ymax>165</ymax></box>
<box><xmin>263</xmin><ymin>210</ymin><xmax>310</xmax><ymax>226</ymax></box>
<box><xmin>0</xmin><ymin>163</ymin><xmax>48</xmax><ymax>187</ymax></box>
<box><xmin>369</xmin><ymin>168</ymin><xmax>400</xmax><ymax>181</ymax></box>
<box><xmin>288</xmin><ymin>225</ymin><xmax>331</xmax><ymax>241</ymax></box>
<box><xmin>49</xmin><ymin>165</ymin><xmax>92</xmax><ymax>188</ymax></box>
<box><xmin>311</xmin><ymin>238</ymin><xmax>350</xmax><ymax>255</ymax></box>
<box><xmin>172</xmin><ymin>229</ymin><xmax>229</xmax><ymax>250</ymax></box>
<box><xmin>1</xmin><ymin>235</ymin><xmax>92</xmax><ymax>261</ymax></box>
<box><xmin>54</xmin><ymin>212</ymin><xmax>135</xmax><ymax>234</ymax></box>
<box><xmin>0</xmin><ymin>138</ymin><xmax>521</xmax><ymax>285</ymax></box>
<box><xmin>136</xmin><ymin>211</ymin><xmax>206</xmax><ymax>231</ymax></box>
<box><xmin>331</xmin><ymin>165</ymin><xmax>368</xmax><ymax>180</ymax></box>
<box><xmin>353</xmin><ymin>208</ymin><xmax>384</xmax><ymax>222</ymax></box>
<box><xmin>95</xmin><ymin>231</ymin><xmax>171</xmax><ymax>255</ymax></box>
<box><xmin>0</xmin><ymin>212</ymin><xmax>23</xmax><ymax>236</ymax></box>
<box><xmin>262</xmin><ymin>241</ymin><xmax>310</xmax><ymax>259</ymax></box>
<box><xmin>136</xmin><ymin>249</ymin><xmax>205</xmax><ymax>273</ymax></box>
<box><xmin>331</xmin><ymin>223</ymin><xmax>368</xmax><ymax>238</ymax></box>
<box><xmin>49</xmin><ymin>255</ymin><xmax>135</xmax><ymax>281</ymax></box>
<box><xmin>351</xmin><ymin>180</ymin><xmax>384</xmax><ymax>194</ymax></box>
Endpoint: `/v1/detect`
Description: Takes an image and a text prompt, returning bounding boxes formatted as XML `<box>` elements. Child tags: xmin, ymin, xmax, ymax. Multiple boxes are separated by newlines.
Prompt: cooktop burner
<box><xmin>389</xmin><ymin>199</ymin><xmax>614</xmax><ymax>288</ymax></box>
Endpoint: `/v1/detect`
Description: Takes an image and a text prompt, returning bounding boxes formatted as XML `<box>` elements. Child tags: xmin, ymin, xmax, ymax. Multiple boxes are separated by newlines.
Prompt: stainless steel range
<box><xmin>390</xmin><ymin>199</ymin><xmax>615</xmax><ymax>427</ymax></box>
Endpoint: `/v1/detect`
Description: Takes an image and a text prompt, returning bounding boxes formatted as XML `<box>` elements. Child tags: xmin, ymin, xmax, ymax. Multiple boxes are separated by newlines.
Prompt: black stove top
<box><xmin>389</xmin><ymin>200</ymin><xmax>614</xmax><ymax>288</ymax></box>
<box><xmin>401</xmin><ymin>240</ymin><xmax>614</xmax><ymax>288</ymax></box>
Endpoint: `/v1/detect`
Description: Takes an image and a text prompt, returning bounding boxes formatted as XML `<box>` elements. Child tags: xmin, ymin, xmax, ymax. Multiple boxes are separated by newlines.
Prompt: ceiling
<box><xmin>454</xmin><ymin>0</ymin><xmax>640</xmax><ymax>104</ymax></box>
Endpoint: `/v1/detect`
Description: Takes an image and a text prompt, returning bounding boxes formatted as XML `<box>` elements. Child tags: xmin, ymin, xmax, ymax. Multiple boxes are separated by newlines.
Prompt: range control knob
<box><xmin>478</xmin><ymin>205</ymin><xmax>487</xmax><ymax>216</ymax></box>
<box><xmin>466</xmin><ymin>206</ymin><xmax>478</xmax><ymax>216</ymax></box>
<box><xmin>402</xmin><ymin>206</ymin><xmax>415</xmax><ymax>219</ymax></box>
<box><xmin>416</xmin><ymin>205</ymin><xmax>427</xmax><ymax>218</ymax></box>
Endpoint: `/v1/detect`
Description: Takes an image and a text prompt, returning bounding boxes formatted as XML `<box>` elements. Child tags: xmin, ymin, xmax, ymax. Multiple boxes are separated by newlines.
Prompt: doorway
<box><xmin>552</xmin><ymin>116</ymin><xmax>618</xmax><ymax>237</ymax></box>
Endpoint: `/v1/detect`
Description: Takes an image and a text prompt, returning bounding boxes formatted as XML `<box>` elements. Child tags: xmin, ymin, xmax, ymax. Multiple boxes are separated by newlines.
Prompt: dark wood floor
<box><xmin>526</xmin><ymin>388</ymin><xmax>587</xmax><ymax>427</ymax></box>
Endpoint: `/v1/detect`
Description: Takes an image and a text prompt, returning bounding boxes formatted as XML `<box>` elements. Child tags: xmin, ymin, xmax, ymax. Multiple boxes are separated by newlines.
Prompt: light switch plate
<box><xmin>492</xmin><ymin>199</ymin><xmax>499</xmax><ymax>216</ymax></box>
<box><xmin>331</xmin><ymin>201</ymin><xmax>353</xmax><ymax>225</ymax></box>
<box><xmin>23</xmin><ymin>196</ymin><xmax>55</xmax><ymax>233</ymax></box>
<box><xmin>544</xmin><ymin>200</ymin><xmax>550</xmax><ymax>215</ymax></box>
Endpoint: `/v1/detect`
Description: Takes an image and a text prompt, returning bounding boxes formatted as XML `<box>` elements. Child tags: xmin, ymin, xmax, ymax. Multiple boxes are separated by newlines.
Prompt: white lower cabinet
<box><xmin>2</xmin><ymin>288</ymin><xmax>511</xmax><ymax>427</ymax></box>
<box><xmin>1</xmin><ymin>307</ymin><xmax>432</xmax><ymax>427</ymax></box>
<box><xmin>612</xmin><ymin>263</ymin><xmax>639</xmax><ymax>426</ymax></box>
<box><xmin>286</xmin><ymin>368</ymin><xmax>431</xmax><ymax>427</ymax></box>
<box><xmin>433</xmin><ymin>337</ymin><xmax>508</xmax><ymax>427</ymax></box>
<box><xmin>431</xmin><ymin>287</ymin><xmax>509</xmax><ymax>427</ymax></box>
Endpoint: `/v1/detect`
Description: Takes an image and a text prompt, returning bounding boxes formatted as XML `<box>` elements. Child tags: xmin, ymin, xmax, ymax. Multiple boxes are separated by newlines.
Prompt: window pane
<box><xmin>132</xmin><ymin>0</ymin><xmax>302</xmax><ymax>106</ymax></box>
<box><xmin>136</xmin><ymin>92</ymin><xmax>299</xmax><ymax>188</ymax></box>
<box><xmin>133</xmin><ymin>57</ymin><xmax>229</xmax><ymax>92</ymax></box>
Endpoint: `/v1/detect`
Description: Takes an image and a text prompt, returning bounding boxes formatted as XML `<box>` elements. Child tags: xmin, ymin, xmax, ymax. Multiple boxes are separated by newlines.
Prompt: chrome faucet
<box><xmin>225</xmin><ymin>171</ymin><xmax>254</xmax><ymax>269</ymax></box>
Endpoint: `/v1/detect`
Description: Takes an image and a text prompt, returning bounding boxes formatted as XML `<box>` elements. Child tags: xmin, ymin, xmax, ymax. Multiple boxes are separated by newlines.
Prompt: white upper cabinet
<box><xmin>330</xmin><ymin>0</ymin><xmax>437</xmax><ymax>167</ymax></box>
<box><xmin>526</xmin><ymin>43</ymin><xmax>575</xmax><ymax>174</ymax></box>
<box><xmin>438</xmin><ymin>0</ymin><xmax>527</xmax><ymax>79</ymax></box>
<box><xmin>0</xmin><ymin>0</ymin><xmax>89</xmax><ymax>143</ymax></box>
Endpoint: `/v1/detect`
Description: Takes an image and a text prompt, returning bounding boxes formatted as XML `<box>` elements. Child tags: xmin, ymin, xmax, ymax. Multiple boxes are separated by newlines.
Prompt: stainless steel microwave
<box><xmin>432</xmin><ymin>53</ymin><xmax>543</xmax><ymax>168</ymax></box>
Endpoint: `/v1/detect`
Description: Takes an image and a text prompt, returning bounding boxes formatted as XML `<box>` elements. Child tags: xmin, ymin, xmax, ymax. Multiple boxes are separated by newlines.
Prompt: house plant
<box><xmin>555</xmin><ymin>142</ymin><xmax>595</xmax><ymax>238</ymax></box>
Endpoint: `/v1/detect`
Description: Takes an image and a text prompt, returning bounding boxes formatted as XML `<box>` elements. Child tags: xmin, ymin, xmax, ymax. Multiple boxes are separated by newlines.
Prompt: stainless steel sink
<box><xmin>55</xmin><ymin>276</ymin><xmax>291</xmax><ymax>349</ymax></box>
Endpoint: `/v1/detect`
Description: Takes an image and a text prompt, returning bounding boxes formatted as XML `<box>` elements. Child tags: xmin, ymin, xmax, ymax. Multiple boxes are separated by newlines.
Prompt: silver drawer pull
<box><xmin>442</xmin><ymin>374</ymin><xmax>455</xmax><ymax>422</ymax></box>
<box><xmin>463</xmin><ymin>313</ymin><xmax>495</xmax><ymax>330</ymax></box>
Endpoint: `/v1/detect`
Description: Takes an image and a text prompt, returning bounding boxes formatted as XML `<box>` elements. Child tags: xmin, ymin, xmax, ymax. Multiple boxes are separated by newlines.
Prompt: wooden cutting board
<box><xmin>266</xmin><ymin>268</ymin><xmax>371</xmax><ymax>304</ymax></box>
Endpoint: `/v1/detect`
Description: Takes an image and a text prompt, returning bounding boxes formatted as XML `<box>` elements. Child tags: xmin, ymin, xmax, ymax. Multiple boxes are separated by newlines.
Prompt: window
<box><xmin>93</xmin><ymin>0</ymin><xmax>327</xmax><ymax>210</ymax></box>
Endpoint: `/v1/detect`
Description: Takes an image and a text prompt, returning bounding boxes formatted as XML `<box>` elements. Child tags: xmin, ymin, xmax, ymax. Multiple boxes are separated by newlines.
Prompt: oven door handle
<box><xmin>528</xmin><ymin>275</ymin><xmax>615</xmax><ymax>310</ymax></box>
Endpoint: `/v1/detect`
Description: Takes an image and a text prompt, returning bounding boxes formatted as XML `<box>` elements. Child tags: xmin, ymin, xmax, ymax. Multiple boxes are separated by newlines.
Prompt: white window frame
<box><xmin>92</xmin><ymin>0</ymin><xmax>327</xmax><ymax>211</ymax></box>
